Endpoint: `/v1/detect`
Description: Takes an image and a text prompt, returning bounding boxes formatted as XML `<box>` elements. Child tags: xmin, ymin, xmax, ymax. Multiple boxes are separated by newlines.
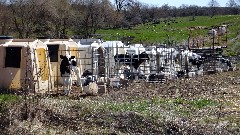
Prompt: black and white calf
<box><xmin>216</xmin><ymin>57</ymin><xmax>232</xmax><ymax>72</ymax></box>
<box><xmin>182</xmin><ymin>50</ymin><xmax>203</xmax><ymax>69</ymax></box>
<box><xmin>179</xmin><ymin>50</ymin><xmax>204</xmax><ymax>77</ymax></box>
<box><xmin>60</xmin><ymin>55</ymin><xmax>82</xmax><ymax>95</ymax></box>
<box><xmin>81</xmin><ymin>70</ymin><xmax>94</xmax><ymax>86</ymax></box>
<box><xmin>114</xmin><ymin>51</ymin><xmax>150</xmax><ymax>80</ymax></box>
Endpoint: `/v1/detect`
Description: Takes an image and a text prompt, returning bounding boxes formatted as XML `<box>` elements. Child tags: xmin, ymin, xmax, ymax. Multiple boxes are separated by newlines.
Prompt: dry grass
<box><xmin>1</xmin><ymin>70</ymin><xmax>240</xmax><ymax>134</ymax></box>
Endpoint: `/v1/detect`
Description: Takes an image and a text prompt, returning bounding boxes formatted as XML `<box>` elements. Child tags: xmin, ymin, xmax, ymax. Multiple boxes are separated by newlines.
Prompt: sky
<box><xmin>112</xmin><ymin>0</ymin><xmax>228</xmax><ymax>7</ymax></box>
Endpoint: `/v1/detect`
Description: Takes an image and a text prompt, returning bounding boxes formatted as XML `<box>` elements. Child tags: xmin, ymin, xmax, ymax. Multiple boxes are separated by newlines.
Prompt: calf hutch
<box><xmin>0</xmin><ymin>37</ymin><xmax>54</xmax><ymax>93</ymax></box>
<box><xmin>102</xmin><ymin>41</ymin><xmax>126</xmax><ymax>77</ymax></box>
<box><xmin>40</xmin><ymin>38</ymin><xmax>83</xmax><ymax>87</ymax></box>
<box><xmin>74</xmin><ymin>39</ymin><xmax>106</xmax><ymax>79</ymax></box>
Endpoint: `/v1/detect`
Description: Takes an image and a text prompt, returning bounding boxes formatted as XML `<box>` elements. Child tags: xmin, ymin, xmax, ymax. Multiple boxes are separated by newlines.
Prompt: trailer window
<box><xmin>47</xmin><ymin>45</ymin><xmax>59</xmax><ymax>62</ymax></box>
<box><xmin>5</xmin><ymin>47</ymin><xmax>22</xmax><ymax>68</ymax></box>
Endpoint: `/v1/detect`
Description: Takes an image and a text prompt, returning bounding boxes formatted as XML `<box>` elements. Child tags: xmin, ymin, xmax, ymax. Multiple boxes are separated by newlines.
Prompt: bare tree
<box><xmin>115</xmin><ymin>0</ymin><xmax>134</xmax><ymax>12</ymax></box>
<box><xmin>226</xmin><ymin>0</ymin><xmax>238</xmax><ymax>7</ymax></box>
<box><xmin>140</xmin><ymin>4</ymin><xmax>159</xmax><ymax>23</ymax></box>
<box><xmin>226</xmin><ymin>0</ymin><xmax>239</xmax><ymax>14</ymax></box>
<box><xmin>208</xmin><ymin>0</ymin><xmax>220</xmax><ymax>17</ymax></box>
<box><xmin>0</xmin><ymin>1</ymin><xmax>12</xmax><ymax>35</ymax></box>
<box><xmin>72</xmin><ymin>0</ymin><xmax>114</xmax><ymax>38</ymax></box>
<box><xmin>124</xmin><ymin>1</ymin><xmax>142</xmax><ymax>26</ymax></box>
<box><xmin>31</xmin><ymin>0</ymin><xmax>57</xmax><ymax>38</ymax></box>
<box><xmin>188</xmin><ymin>5</ymin><xmax>199</xmax><ymax>21</ymax></box>
<box><xmin>42</xmin><ymin>0</ymin><xmax>73</xmax><ymax>38</ymax></box>
<box><xmin>235</xmin><ymin>0</ymin><xmax>240</xmax><ymax>6</ymax></box>
<box><xmin>99</xmin><ymin>0</ymin><xmax>116</xmax><ymax>28</ymax></box>
<box><xmin>115</xmin><ymin>0</ymin><xmax>125</xmax><ymax>12</ymax></box>
<box><xmin>9</xmin><ymin>0</ymin><xmax>40</xmax><ymax>38</ymax></box>
<box><xmin>160</xmin><ymin>4</ymin><xmax>171</xmax><ymax>19</ymax></box>
<box><xmin>1</xmin><ymin>0</ymin><xmax>238</xmax><ymax>38</ymax></box>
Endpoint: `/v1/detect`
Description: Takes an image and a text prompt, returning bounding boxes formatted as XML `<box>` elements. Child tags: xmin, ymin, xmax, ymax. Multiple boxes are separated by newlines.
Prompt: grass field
<box><xmin>97</xmin><ymin>15</ymin><xmax>240</xmax><ymax>45</ymax></box>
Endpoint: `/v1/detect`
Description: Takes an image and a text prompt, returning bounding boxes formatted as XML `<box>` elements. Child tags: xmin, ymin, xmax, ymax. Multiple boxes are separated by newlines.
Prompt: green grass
<box><xmin>0</xmin><ymin>94</ymin><xmax>21</xmax><ymax>114</ymax></box>
<box><xmin>96</xmin><ymin>15</ymin><xmax>240</xmax><ymax>45</ymax></box>
<box><xmin>0</xmin><ymin>94</ymin><xmax>21</xmax><ymax>104</ymax></box>
<box><xmin>189</xmin><ymin>98</ymin><xmax>219</xmax><ymax>109</ymax></box>
<box><xmin>87</xmin><ymin>97</ymin><xmax>220</xmax><ymax>118</ymax></box>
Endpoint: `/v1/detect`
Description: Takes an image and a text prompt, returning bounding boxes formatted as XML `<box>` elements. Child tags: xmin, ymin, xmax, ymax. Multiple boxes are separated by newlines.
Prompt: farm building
<box><xmin>0</xmin><ymin>37</ymin><xmax>54</xmax><ymax>93</ymax></box>
<box><xmin>39</xmin><ymin>38</ymin><xmax>83</xmax><ymax>86</ymax></box>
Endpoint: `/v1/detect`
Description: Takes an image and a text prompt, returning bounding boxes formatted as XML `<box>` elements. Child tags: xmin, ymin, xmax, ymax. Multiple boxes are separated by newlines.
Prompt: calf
<box><xmin>60</xmin><ymin>55</ymin><xmax>82</xmax><ymax>95</ymax></box>
<box><xmin>217</xmin><ymin>57</ymin><xmax>232</xmax><ymax>72</ymax></box>
<box><xmin>182</xmin><ymin>50</ymin><xmax>203</xmax><ymax>70</ymax></box>
<box><xmin>70</xmin><ymin>57</ymin><xmax>82</xmax><ymax>88</ymax></box>
<box><xmin>81</xmin><ymin>70</ymin><xmax>94</xmax><ymax>86</ymax></box>
<box><xmin>114</xmin><ymin>52</ymin><xmax>150</xmax><ymax>80</ymax></box>
<box><xmin>177</xmin><ymin>70</ymin><xmax>185</xmax><ymax>78</ymax></box>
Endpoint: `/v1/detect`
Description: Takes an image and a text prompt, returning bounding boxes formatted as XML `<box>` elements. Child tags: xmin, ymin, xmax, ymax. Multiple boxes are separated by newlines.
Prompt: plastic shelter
<box><xmin>39</xmin><ymin>38</ymin><xmax>83</xmax><ymax>86</ymax></box>
<box><xmin>0</xmin><ymin>37</ymin><xmax>54</xmax><ymax>93</ymax></box>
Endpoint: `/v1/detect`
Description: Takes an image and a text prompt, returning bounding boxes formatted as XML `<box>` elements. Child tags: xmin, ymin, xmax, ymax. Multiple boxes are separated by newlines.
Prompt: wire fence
<box><xmin>0</xmin><ymin>33</ymin><xmax>233</xmax><ymax>95</ymax></box>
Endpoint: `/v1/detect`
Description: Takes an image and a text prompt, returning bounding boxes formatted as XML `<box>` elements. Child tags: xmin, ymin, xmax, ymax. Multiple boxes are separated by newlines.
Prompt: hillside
<box><xmin>97</xmin><ymin>15</ymin><xmax>240</xmax><ymax>55</ymax></box>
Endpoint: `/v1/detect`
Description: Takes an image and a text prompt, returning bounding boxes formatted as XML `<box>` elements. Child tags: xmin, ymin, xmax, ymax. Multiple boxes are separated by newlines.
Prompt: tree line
<box><xmin>0</xmin><ymin>0</ymin><xmax>239</xmax><ymax>39</ymax></box>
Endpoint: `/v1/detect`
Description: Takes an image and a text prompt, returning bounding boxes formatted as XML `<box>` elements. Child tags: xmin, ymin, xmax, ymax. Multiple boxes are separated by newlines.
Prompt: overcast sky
<box><xmin>111</xmin><ymin>0</ymin><xmax>229</xmax><ymax>7</ymax></box>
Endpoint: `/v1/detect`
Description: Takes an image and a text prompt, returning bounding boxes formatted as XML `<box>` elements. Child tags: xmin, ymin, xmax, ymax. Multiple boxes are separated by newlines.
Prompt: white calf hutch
<box><xmin>102</xmin><ymin>41</ymin><xmax>126</xmax><ymax>77</ymax></box>
<box><xmin>74</xmin><ymin>39</ymin><xmax>106</xmax><ymax>79</ymax></box>
<box><xmin>0</xmin><ymin>38</ymin><xmax>54</xmax><ymax>93</ymax></box>
<box><xmin>39</xmin><ymin>38</ymin><xmax>83</xmax><ymax>87</ymax></box>
<box><xmin>125</xmin><ymin>44</ymin><xmax>146</xmax><ymax>55</ymax></box>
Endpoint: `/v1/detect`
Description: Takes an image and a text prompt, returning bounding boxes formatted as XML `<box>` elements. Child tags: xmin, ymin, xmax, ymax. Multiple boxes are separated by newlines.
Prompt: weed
<box><xmin>189</xmin><ymin>99</ymin><xmax>219</xmax><ymax>109</ymax></box>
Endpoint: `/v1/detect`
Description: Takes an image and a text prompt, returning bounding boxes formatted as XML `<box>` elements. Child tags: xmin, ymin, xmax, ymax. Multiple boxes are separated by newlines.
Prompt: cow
<box><xmin>60</xmin><ymin>55</ymin><xmax>82</xmax><ymax>95</ymax></box>
<box><xmin>208</xmin><ymin>25</ymin><xmax>227</xmax><ymax>37</ymax></box>
<box><xmin>114</xmin><ymin>51</ymin><xmax>150</xmax><ymax>80</ymax></box>
<box><xmin>70</xmin><ymin>57</ymin><xmax>82</xmax><ymax>88</ymax></box>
